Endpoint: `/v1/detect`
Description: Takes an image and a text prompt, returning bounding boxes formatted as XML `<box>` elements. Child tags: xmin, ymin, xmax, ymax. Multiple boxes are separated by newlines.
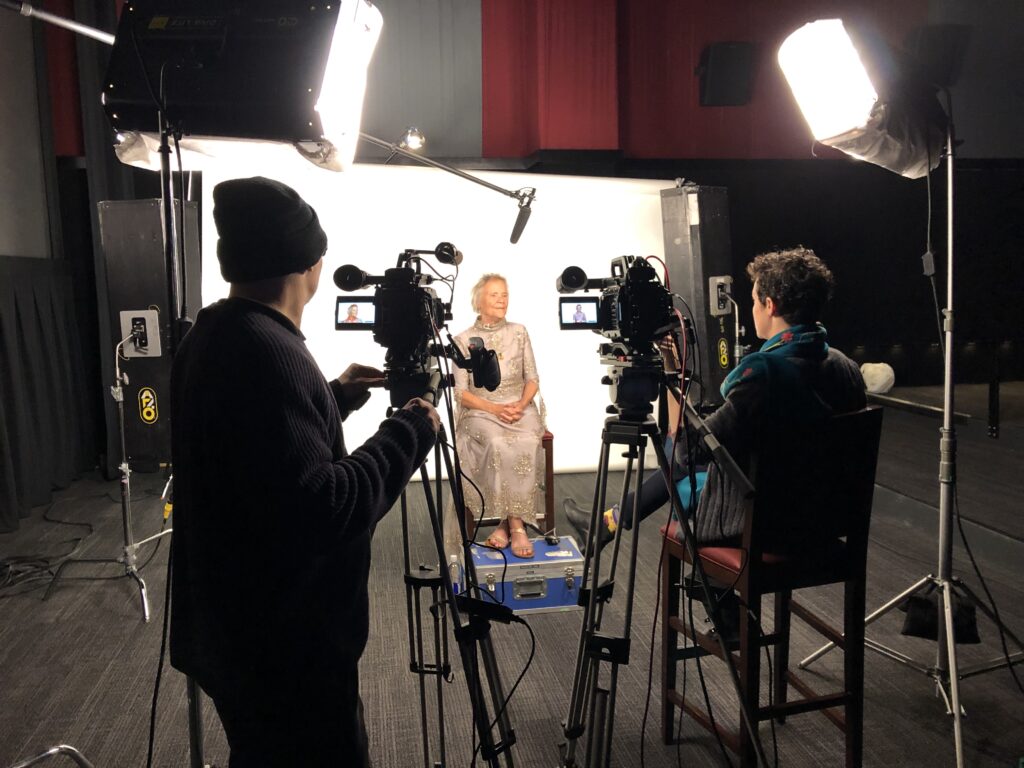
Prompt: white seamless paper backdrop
<box><xmin>201</xmin><ymin>162</ymin><xmax>672</xmax><ymax>474</ymax></box>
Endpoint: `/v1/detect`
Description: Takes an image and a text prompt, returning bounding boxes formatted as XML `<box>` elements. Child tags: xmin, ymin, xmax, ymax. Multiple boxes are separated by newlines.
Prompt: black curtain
<box><xmin>0</xmin><ymin>257</ymin><xmax>94</xmax><ymax>531</ymax></box>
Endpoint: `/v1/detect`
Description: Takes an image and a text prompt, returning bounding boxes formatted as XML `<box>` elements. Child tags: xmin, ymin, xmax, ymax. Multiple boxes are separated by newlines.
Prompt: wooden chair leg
<box><xmin>738</xmin><ymin>591</ymin><xmax>761</xmax><ymax>768</ymax></box>
<box><xmin>845</xmin><ymin>577</ymin><xmax>867</xmax><ymax>768</ymax></box>
<box><xmin>662</xmin><ymin>549</ymin><xmax>682</xmax><ymax>743</ymax></box>
<box><xmin>773</xmin><ymin>589</ymin><xmax>792</xmax><ymax>724</ymax></box>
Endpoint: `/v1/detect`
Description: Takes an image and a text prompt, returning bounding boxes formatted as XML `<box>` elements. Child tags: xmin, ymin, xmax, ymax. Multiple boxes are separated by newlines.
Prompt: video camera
<box><xmin>556</xmin><ymin>256</ymin><xmax>675</xmax><ymax>347</ymax></box>
<box><xmin>556</xmin><ymin>256</ymin><xmax>678</xmax><ymax>420</ymax></box>
<box><xmin>334</xmin><ymin>243</ymin><xmax>500</xmax><ymax>406</ymax></box>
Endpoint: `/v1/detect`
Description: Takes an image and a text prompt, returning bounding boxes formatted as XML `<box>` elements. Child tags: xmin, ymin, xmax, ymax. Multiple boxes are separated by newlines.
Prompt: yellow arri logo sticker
<box><xmin>718</xmin><ymin>339</ymin><xmax>729</xmax><ymax>368</ymax></box>
<box><xmin>139</xmin><ymin>387</ymin><xmax>158</xmax><ymax>425</ymax></box>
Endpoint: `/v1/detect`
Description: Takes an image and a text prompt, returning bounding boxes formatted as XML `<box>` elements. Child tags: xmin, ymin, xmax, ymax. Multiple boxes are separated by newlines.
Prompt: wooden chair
<box><xmin>465</xmin><ymin>430</ymin><xmax>555</xmax><ymax>538</ymax></box>
<box><xmin>661</xmin><ymin>406</ymin><xmax>883</xmax><ymax>767</ymax></box>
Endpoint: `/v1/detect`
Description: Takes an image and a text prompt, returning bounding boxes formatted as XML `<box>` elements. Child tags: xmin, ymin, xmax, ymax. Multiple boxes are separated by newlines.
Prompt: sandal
<box><xmin>509</xmin><ymin>526</ymin><xmax>534</xmax><ymax>559</ymax></box>
<box><xmin>485</xmin><ymin>521</ymin><xmax>510</xmax><ymax>550</ymax></box>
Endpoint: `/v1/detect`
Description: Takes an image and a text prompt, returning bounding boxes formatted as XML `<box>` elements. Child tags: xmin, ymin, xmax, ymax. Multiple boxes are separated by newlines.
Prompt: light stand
<box><xmin>777</xmin><ymin>22</ymin><xmax>1024</xmax><ymax>764</ymax></box>
<box><xmin>44</xmin><ymin>331</ymin><xmax>172</xmax><ymax>621</ymax></box>
<box><xmin>797</xmin><ymin>124</ymin><xmax>1024</xmax><ymax>767</ymax></box>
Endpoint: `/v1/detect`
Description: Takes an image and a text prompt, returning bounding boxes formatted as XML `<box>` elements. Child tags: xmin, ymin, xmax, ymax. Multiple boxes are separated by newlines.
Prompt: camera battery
<box><xmin>468</xmin><ymin>536</ymin><xmax>584</xmax><ymax>615</ymax></box>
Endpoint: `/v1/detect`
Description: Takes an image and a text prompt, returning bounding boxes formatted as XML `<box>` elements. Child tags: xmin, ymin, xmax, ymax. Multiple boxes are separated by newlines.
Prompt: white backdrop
<box><xmin>201</xmin><ymin>162</ymin><xmax>672</xmax><ymax>472</ymax></box>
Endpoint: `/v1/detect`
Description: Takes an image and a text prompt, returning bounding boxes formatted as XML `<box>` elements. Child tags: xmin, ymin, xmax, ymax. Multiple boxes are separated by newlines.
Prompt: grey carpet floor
<box><xmin>2</xmin><ymin>407</ymin><xmax>1023</xmax><ymax>766</ymax></box>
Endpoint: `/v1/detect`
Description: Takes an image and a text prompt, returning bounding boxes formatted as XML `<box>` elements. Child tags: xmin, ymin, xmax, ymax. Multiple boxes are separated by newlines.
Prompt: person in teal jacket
<box><xmin>564</xmin><ymin>247</ymin><xmax>865</xmax><ymax>550</ymax></box>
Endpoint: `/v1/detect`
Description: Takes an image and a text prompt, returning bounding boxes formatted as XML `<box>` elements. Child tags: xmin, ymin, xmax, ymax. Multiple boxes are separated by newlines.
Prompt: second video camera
<box><xmin>556</xmin><ymin>256</ymin><xmax>675</xmax><ymax>348</ymax></box>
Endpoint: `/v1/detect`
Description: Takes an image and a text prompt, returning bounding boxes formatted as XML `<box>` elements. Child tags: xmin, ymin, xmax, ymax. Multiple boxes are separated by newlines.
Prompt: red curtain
<box><xmin>483</xmin><ymin>0</ymin><xmax>619</xmax><ymax>156</ymax></box>
<box><xmin>483</xmin><ymin>0</ymin><xmax>929</xmax><ymax>160</ymax></box>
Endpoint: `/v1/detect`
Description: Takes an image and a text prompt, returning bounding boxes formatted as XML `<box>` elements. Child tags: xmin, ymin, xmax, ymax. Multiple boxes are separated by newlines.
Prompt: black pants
<box><xmin>211</xmin><ymin>670</ymin><xmax>370</xmax><ymax>768</ymax></box>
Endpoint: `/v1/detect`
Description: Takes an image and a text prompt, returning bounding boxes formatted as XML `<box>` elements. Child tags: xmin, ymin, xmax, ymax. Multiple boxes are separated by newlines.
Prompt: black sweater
<box><xmin>694</xmin><ymin>347</ymin><xmax>866</xmax><ymax>544</ymax></box>
<box><xmin>169</xmin><ymin>298</ymin><xmax>435</xmax><ymax>696</ymax></box>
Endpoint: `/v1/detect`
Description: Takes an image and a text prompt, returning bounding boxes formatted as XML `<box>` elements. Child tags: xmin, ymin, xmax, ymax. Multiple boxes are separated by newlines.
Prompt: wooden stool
<box><xmin>662</xmin><ymin>407</ymin><xmax>883</xmax><ymax>767</ymax></box>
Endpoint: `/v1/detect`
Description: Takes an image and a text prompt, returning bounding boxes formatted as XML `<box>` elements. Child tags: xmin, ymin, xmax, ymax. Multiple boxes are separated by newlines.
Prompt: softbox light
<box><xmin>778</xmin><ymin>19</ymin><xmax>945</xmax><ymax>179</ymax></box>
<box><xmin>102</xmin><ymin>0</ymin><xmax>382</xmax><ymax>171</ymax></box>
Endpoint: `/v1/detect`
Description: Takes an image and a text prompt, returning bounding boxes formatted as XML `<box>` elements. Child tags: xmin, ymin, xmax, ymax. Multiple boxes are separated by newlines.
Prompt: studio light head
<box><xmin>778</xmin><ymin>18</ymin><xmax>946</xmax><ymax>179</ymax></box>
<box><xmin>103</xmin><ymin>0</ymin><xmax>383</xmax><ymax>171</ymax></box>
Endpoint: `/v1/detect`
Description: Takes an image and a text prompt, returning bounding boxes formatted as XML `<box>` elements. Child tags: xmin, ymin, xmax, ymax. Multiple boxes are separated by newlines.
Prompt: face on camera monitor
<box><xmin>559</xmin><ymin>296</ymin><xmax>600</xmax><ymax>330</ymax></box>
<box><xmin>335</xmin><ymin>296</ymin><xmax>376</xmax><ymax>330</ymax></box>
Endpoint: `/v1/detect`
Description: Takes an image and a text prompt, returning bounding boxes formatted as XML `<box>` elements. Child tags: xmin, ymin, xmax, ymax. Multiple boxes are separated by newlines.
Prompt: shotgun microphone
<box><xmin>510</xmin><ymin>188</ymin><xmax>536</xmax><ymax>244</ymax></box>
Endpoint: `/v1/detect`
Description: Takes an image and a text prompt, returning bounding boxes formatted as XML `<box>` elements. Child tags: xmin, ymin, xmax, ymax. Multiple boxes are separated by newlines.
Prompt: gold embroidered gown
<box><xmin>449</xmin><ymin>318</ymin><xmax>544</xmax><ymax>544</ymax></box>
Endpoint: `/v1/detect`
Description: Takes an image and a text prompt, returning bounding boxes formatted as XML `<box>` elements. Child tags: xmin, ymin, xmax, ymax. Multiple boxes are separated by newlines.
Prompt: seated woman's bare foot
<box><xmin>485</xmin><ymin>520</ymin><xmax>510</xmax><ymax>549</ymax></box>
<box><xmin>508</xmin><ymin>518</ymin><xmax>534</xmax><ymax>559</ymax></box>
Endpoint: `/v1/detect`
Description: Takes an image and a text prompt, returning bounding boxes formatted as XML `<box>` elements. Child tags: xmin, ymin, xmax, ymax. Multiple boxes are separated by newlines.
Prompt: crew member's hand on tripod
<box><xmin>403</xmin><ymin>397</ymin><xmax>441</xmax><ymax>434</ymax></box>
<box><xmin>337</xmin><ymin>364</ymin><xmax>386</xmax><ymax>402</ymax></box>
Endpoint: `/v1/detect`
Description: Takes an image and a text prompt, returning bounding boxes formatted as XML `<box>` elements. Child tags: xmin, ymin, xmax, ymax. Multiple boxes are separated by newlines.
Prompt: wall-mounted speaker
<box><xmin>697</xmin><ymin>42</ymin><xmax>755</xmax><ymax>106</ymax></box>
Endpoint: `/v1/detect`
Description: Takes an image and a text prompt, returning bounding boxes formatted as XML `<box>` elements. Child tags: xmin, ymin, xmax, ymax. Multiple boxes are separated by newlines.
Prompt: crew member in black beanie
<box><xmin>169</xmin><ymin>176</ymin><xmax>440</xmax><ymax>767</ymax></box>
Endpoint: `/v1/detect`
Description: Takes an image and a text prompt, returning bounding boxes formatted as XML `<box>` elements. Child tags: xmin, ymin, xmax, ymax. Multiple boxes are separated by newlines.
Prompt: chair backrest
<box><xmin>746</xmin><ymin>406</ymin><xmax>883</xmax><ymax>558</ymax></box>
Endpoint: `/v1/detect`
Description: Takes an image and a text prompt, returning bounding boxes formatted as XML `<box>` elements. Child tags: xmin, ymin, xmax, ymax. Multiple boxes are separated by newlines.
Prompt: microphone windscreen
<box><xmin>435</xmin><ymin>242</ymin><xmax>463</xmax><ymax>265</ymax></box>
<box><xmin>334</xmin><ymin>265</ymin><xmax>366</xmax><ymax>291</ymax></box>
<box><xmin>510</xmin><ymin>204</ymin><xmax>532</xmax><ymax>244</ymax></box>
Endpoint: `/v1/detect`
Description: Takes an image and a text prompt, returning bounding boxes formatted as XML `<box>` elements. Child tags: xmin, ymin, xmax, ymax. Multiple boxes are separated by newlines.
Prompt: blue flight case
<box><xmin>466</xmin><ymin>536</ymin><xmax>585</xmax><ymax>615</ymax></box>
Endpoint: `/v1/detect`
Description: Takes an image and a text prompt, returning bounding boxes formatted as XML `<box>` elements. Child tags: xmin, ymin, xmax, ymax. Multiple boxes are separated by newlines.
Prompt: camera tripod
<box><xmin>390</xmin><ymin>375</ymin><xmax>519</xmax><ymax>768</ymax></box>
<box><xmin>559</xmin><ymin>392</ymin><xmax>767</xmax><ymax>768</ymax></box>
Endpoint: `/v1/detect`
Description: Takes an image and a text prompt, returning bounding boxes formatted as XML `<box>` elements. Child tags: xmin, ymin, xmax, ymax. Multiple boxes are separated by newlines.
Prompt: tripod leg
<box><xmin>478</xmin><ymin>632</ymin><xmax>516</xmax><ymax>768</ymax></box>
<box><xmin>433</xmin><ymin>585</ymin><xmax>448</xmax><ymax>768</ymax></box>
<box><xmin>940</xmin><ymin>580</ymin><xmax>965</xmax><ymax>768</ymax></box>
<box><xmin>128</xmin><ymin>568</ymin><xmax>151</xmax><ymax>623</ymax></box>
<box><xmin>561</xmin><ymin>442</ymin><xmax>614</xmax><ymax>766</ymax></box>
<box><xmin>799</xmin><ymin>575</ymin><xmax>934</xmax><ymax>668</ymax></box>
<box><xmin>414</xmin><ymin>585</ymin><xmax>431</xmax><ymax>768</ymax></box>
<box><xmin>186</xmin><ymin>676</ymin><xmax>205</xmax><ymax>768</ymax></box>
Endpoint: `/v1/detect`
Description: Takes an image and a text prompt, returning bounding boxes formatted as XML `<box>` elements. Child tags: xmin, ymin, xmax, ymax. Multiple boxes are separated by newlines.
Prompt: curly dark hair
<box><xmin>746</xmin><ymin>247</ymin><xmax>834</xmax><ymax>325</ymax></box>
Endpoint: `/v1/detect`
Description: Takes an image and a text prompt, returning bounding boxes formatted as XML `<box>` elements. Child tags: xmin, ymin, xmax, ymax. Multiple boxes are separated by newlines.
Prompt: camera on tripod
<box><xmin>556</xmin><ymin>256</ymin><xmax>678</xmax><ymax>420</ymax></box>
<box><xmin>334</xmin><ymin>242</ymin><xmax>500</xmax><ymax>406</ymax></box>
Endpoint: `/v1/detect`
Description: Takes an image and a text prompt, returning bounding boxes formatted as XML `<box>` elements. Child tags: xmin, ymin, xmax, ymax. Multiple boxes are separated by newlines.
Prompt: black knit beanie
<box><xmin>213</xmin><ymin>177</ymin><xmax>328</xmax><ymax>283</ymax></box>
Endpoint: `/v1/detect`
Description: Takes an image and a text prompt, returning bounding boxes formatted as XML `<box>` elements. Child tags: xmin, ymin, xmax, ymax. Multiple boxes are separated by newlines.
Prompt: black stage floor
<box><xmin>1</xmin><ymin>386</ymin><xmax>1022</xmax><ymax>767</ymax></box>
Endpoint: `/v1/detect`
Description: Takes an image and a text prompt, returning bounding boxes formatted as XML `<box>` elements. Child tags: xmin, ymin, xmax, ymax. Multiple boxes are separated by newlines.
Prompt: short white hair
<box><xmin>470</xmin><ymin>273</ymin><xmax>508</xmax><ymax>313</ymax></box>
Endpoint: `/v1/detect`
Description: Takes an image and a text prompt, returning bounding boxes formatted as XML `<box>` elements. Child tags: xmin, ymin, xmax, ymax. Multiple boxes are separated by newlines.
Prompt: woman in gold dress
<box><xmin>452</xmin><ymin>274</ymin><xmax>544</xmax><ymax>558</ymax></box>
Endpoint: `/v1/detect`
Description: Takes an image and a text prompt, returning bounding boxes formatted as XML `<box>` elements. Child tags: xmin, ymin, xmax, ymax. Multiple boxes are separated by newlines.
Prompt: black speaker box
<box><xmin>660</xmin><ymin>184</ymin><xmax>734</xmax><ymax>406</ymax></box>
<box><xmin>98</xmin><ymin>199</ymin><xmax>201</xmax><ymax>474</ymax></box>
<box><xmin>698</xmin><ymin>42</ymin><xmax>755</xmax><ymax>107</ymax></box>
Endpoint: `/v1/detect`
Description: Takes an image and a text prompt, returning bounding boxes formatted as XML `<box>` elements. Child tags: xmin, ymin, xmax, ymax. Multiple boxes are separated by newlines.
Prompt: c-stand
<box><xmin>391</xmin><ymin>366</ymin><xmax>519</xmax><ymax>768</ymax></box>
<box><xmin>43</xmin><ymin>331</ymin><xmax>172</xmax><ymax>621</ymax></box>
<box><xmin>559</xmin><ymin>362</ymin><xmax>767</xmax><ymax>767</ymax></box>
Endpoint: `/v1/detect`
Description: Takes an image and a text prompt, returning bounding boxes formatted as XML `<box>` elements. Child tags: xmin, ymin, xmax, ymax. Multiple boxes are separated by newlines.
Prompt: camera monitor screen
<box><xmin>559</xmin><ymin>296</ymin><xmax>599</xmax><ymax>330</ymax></box>
<box><xmin>335</xmin><ymin>296</ymin><xmax>376</xmax><ymax>330</ymax></box>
